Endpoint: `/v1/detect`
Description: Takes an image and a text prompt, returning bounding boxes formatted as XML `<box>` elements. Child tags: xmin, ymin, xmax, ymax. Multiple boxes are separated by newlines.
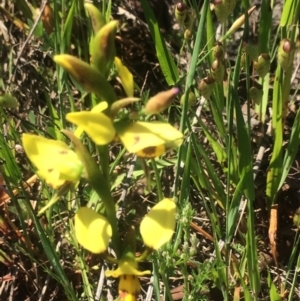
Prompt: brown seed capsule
<box><xmin>253</xmin><ymin>53</ymin><xmax>270</xmax><ymax>78</ymax></box>
<box><xmin>278</xmin><ymin>38</ymin><xmax>295</xmax><ymax>71</ymax></box>
<box><xmin>198</xmin><ymin>76</ymin><xmax>215</xmax><ymax>99</ymax></box>
<box><xmin>145</xmin><ymin>88</ymin><xmax>179</xmax><ymax>114</ymax></box>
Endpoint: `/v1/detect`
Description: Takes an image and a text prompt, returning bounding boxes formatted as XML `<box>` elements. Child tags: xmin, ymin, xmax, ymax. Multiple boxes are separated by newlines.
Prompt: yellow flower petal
<box><xmin>66</xmin><ymin>111</ymin><xmax>116</xmax><ymax>145</ymax></box>
<box><xmin>105</xmin><ymin>257</ymin><xmax>150</xmax><ymax>278</ymax></box>
<box><xmin>91</xmin><ymin>101</ymin><xmax>108</xmax><ymax>113</ymax></box>
<box><xmin>119</xmin><ymin>275</ymin><xmax>140</xmax><ymax>301</ymax></box>
<box><xmin>140</xmin><ymin>198</ymin><xmax>176</xmax><ymax>250</ymax></box>
<box><xmin>74</xmin><ymin>102</ymin><xmax>108</xmax><ymax>137</ymax></box>
<box><xmin>118</xmin><ymin>122</ymin><xmax>183</xmax><ymax>158</ymax></box>
<box><xmin>22</xmin><ymin>134</ymin><xmax>83</xmax><ymax>188</ymax></box>
<box><xmin>75</xmin><ymin>207</ymin><xmax>112</xmax><ymax>254</ymax></box>
<box><xmin>114</xmin><ymin>57</ymin><xmax>134</xmax><ymax>97</ymax></box>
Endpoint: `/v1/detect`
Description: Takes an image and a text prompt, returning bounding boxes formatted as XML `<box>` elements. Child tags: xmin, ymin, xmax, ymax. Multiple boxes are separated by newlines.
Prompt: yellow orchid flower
<box><xmin>22</xmin><ymin>134</ymin><xmax>83</xmax><ymax>189</ymax></box>
<box><xmin>66</xmin><ymin>102</ymin><xmax>116</xmax><ymax>145</ymax></box>
<box><xmin>117</xmin><ymin>122</ymin><xmax>183</xmax><ymax>158</ymax></box>
<box><xmin>74</xmin><ymin>199</ymin><xmax>176</xmax><ymax>300</ymax></box>
<box><xmin>106</xmin><ymin>253</ymin><xmax>151</xmax><ymax>301</ymax></box>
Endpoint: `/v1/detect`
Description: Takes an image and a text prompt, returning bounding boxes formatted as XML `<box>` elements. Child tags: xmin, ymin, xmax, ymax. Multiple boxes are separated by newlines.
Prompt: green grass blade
<box><xmin>140</xmin><ymin>0</ymin><xmax>179</xmax><ymax>86</ymax></box>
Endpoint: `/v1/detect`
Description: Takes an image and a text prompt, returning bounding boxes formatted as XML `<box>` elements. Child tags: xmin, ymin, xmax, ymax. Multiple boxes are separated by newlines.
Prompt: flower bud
<box><xmin>54</xmin><ymin>54</ymin><xmax>116</xmax><ymax>103</ymax></box>
<box><xmin>198</xmin><ymin>76</ymin><xmax>215</xmax><ymax>99</ymax></box>
<box><xmin>211</xmin><ymin>59</ymin><xmax>225</xmax><ymax>83</ymax></box>
<box><xmin>184</xmin><ymin>29</ymin><xmax>192</xmax><ymax>40</ymax></box>
<box><xmin>145</xmin><ymin>88</ymin><xmax>179</xmax><ymax>114</ymax></box>
<box><xmin>224</xmin><ymin>5</ymin><xmax>256</xmax><ymax>38</ymax></box>
<box><xmin>0</xmin><ymin>93</ymin><xmax>18</xmax><ymax>108</ymax></box>
<box><xmin>278</xmin><ymin>38</ymin><xmax>295</xmax><ymax>71</ymax></box>
<box><xmin>90</xmin><ymin>20</ymin><xmax>118</xmax><ymax>76</ymax></box>
<box><xmin>213</xmin><ymin>0</ymin><xmax>229</xmax><ymax>23</ymax></box>
<box><xmin>253</xmin><ymin>53</ymin><xmax>270</xmax><ymax>78</ymax></box>
<box><xmin>180</xmin><ymin>91</ymin><xmax>196</xmax><ymax>109</ymax></box>
<box><xmin>84</xmin><ymin>3</ymin><xmax>106</xmax><ymax>34</ymax></box>
<box><xmin>41</xmin><ymin>4</ymin><xmax>54</xmax><ymax>34</ymax></box>
<box><xmin>249</xmin><ymin>86</ymin><xmax>263</xmax><ymax>105</ymax></box>
<box><xmin>243</xmin><ymin>40</ymin><xmax>259</xmax><ymax>61</ymax></box>
<box><xmin>212</xmin><ymin>41</ymin><xmax>225</xmax><ymax>61</ymax></box>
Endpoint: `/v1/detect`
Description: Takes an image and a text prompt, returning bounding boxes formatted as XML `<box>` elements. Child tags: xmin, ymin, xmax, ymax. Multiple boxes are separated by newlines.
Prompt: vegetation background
<box><xmin>0</xmin><ymin>0</ymin><xmax>299</xmax><ymax>300</ymax></box>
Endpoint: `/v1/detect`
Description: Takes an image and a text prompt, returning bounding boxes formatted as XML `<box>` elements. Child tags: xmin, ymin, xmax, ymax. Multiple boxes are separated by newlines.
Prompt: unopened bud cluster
<box><xmin>198</xmin><ymin>41</ymin><xmax>226</xmax><ymax>99</ymax></box>
<box><xmin>175</xmin><ymin>2</ymin><xmax>194</xmax><ymax>40</ymax></box>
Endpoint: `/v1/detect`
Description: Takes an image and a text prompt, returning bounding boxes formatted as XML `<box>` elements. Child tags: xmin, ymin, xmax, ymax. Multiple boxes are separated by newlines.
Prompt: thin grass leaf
<box><xmin>280</xmin><ymin>0</ymin><xmax>300</xmax><ymax>27</ymax></box>
<box><xmin>26</xmin><ymin>201</ymin><xmax>79</xmax><ymax>301</ymax></box>
<box><xmin>278</xmin><ymin>109</ymin><xmax>300</xmax><ymax>189</ymax></box>
<box><xmin>140</xmin><ymin>0</ymin><xmax>179</xmax><ymax>86</ymax></box>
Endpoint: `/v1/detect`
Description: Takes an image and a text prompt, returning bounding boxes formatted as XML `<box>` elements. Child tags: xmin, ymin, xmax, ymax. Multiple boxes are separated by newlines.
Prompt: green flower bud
<box><xmin>278</xmin><ymin>38</ymin><xmax>295</xmax><ymax>71</ymax></box>
<box><xmin>90</xmin><ymin>20</ymin><xmax>118</xmax><ymax>76</ymax></box>
<box><xmin>253</xmin><ymin>53</ymin><xmax>270</xmax><ymax>78</ymax></box>
<box><xmin>249</xmin><ymin>86</ymin><xmax>263</xmax><ymax>105</ymax></box>
<box><xmin>213</xmin><ymin>0</ymin><xmax>230</xmax><ymax>23</ymax></box>
<box><xmin>0</xmin><ymin>93</ymin><xmax>18</xmax><ymax>108</ymax></box>
<box><xmin>180</xmin><ymin>91</ymin><xmax>196</xmax><ymax>109</ymax></box>
<box><xmin>184</xmin><ymin>29</ymin><xmax>192</xmax><ymax>40</ymax></box>
<box><xmin>198</xmin><ymin>76</ymin><xmax>215</xmax><ymax>99</ymax></box>
<box><xmin>84</xmin><ymin>3</ymin><xmax>106</xmax><ymax>34</ymax></box>
<box><xmin>212</xmin><ymin>41</ymin><xmax>225</xmax><ymax>61</ymax></box>
<box><xmin>293</xmin><ymin>208</ymin><xmax>300</xmax><ymax>228</ymax></box>
<box><xmin>211</xmin><ymin>59</ymin><xmax>225</xmax><ymax>83</ymax></box>
<box><xmin>243</xmin><ymin>40</ymin><xmax>259</xmax><ymax>61</ymax></box>
<box><xmin>54</xmin><ymin>54</ymin><xmax>116</xmax><ymax>103</ymax></box>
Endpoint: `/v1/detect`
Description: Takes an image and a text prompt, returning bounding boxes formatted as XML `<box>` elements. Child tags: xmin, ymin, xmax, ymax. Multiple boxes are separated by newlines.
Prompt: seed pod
<box><xmin>175</xmin><ymin>2</ymin><xmax>188</xmax><ymax>25</ymax></box>
<box><xmin>212</xmin><ymin>41</ymin><xmax>225</xmax><ymax>61</ymax></box>
<box><xmin>180</xmin><ymin>91</ymin><xmax>196</xmax><ymax>109</ymax></box>
<box><xmin>211</xmin><ymin>60</ymin><xmax>225</xmax><ymax>83</ymax></box>
<box><xmin>249</xmin><ymin>86</ymin><xmax>263</xmax><ymax>105</ymax></box>
<box><xmin>198</xmin><ymin>76</ymin><xmax>215</xmax><ymax>99</ymax></box>
<box><xmin>253</xmin><ymin>53</ymin><xmax>270</xmax><ymax>78</ymax></box>
<box><xmin>145</xmin><ymin>88</ymin><xmax>179</xmax><ymax>114</ymax></box>
<box><xmin>278</xmin><ymin>38</ymin><xmax>295</xmax><ymax>71</ymax></box>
